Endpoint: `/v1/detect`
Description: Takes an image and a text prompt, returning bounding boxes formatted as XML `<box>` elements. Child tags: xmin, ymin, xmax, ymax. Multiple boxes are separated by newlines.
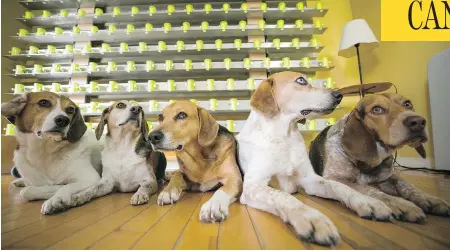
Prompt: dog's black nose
<box><xmin>148</xmin><ymin>131</ymin><xmax>164</xmax><ymax>144</ymax></box>
<box><xmin>331</xmin><ymin>91</ymin><xmax>343</xmax><ymax>102</ymax></box>
<box><xmin>130</xmin><ymin>106</ymin><xmax>141</xmax><ymax>115</ymax></box>
<box><xmin>54</xmin><ymin>115</ymin><xmax>70</xmax><ymax>127</ymax></box>
<box><xmin>403</xmin><ymin>116</ymin><xmax>426</xmax><ymax>132</ymax></box>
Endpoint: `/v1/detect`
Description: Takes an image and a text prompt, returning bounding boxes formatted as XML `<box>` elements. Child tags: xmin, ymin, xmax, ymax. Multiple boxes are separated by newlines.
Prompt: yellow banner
<box><xmin>381</xmin><ymin>0</ymin><xmax>450</xmax><ymax>41</ymax></box>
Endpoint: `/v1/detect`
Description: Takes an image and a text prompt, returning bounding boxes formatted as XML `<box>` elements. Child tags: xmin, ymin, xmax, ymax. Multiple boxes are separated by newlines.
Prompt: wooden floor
<box><xmin>2</xmin><ymin>171</ymin><xmax>450</xmax><ymax>250</ymax></box>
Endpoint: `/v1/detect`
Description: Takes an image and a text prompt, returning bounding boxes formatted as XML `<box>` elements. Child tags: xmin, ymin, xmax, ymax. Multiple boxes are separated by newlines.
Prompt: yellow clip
<box><xmin>185</xmin><ymin>59</ymin><xmax>193</xmax><ymax>71</ymax></box>
<box><xmin>223</xmin><ymin>3</ymin><xmax>230</xmax><ymax>13</ymax></box>
<box><xmin>167</xmin><ymin>79</ymin><xmax>175</xmax><ymax>91</ymax></box>
<box><xmin>149</xmin><ymin>6</ymin><xmax>157</xmax><ymax>16</ymax></box>
<box><xmin>145</xmin><ymin>23</ymin><xmax>153</xmax><ymax>33</ymax></box>
<box><xmin>253</xmin><ymin>39</ymin><xmax>262</xmax><ymax>50</ymax></box>
<box><xmin>295</xmin><ymin>19</ymin><xmax>304</xmax><ymax>30</ymax></box>
<box><xmin>18</xmin><ymin>29</ymin><xmax>29</xmax><ymax>36</ymax></box>
<box><xmin>176</xmin><ymin>40</ymin><xmax>184</xmax><ymax>52</ymax></box>
<box><xmin>277</xmin><ymin>20</ymin><xmax>285</xmax><ymax>30</ymax></box>
<box><xmin>127</xmin><ymin>61</ymin><xmax>136</xmax><ymax>72</ymax></box>
<box><xmin>196</xmin><ymin>40</ymin><xmax>204</xmax><ymax>51</ymax></box>
<box><xmin>258</xmin><ymin>20</ymin><xmax>265</xmax><ymax>31</ymax></box>
<box><xmin>187</xmin><ymin>79</ymin><xmax>195</xmax><ymax>90</ymax></box>
<box><xmin>91</xmin><ymin>25</ymin><xmax>99</xmax><ymax>34</ymax></box>
<box><xmin>120</xmin><ymin>42</ymin><xmax>129</xmax><ymax>53</ymax></box>
<box><xmin>243</xmin><ymin>58</ymin><xmax>251</xmax><ymax>70</ymax></box>
<box><xmin>36</xmin><ymin>28</ymin><xmax>46</xmax><ymax>36</ymax></box>
<box><xmin>296</xmin><ymin>2</ymin><xmax>305</xmax><ymax>12</ymax></box>
<box><xmin>108</xmin><ymin>24</ymin><xmax>116</xmax><ymax>34</ymax></box>
<box><xmin>314</xmin><ymin>19</ymin><xmax>323</xmax><ymax>30</ymax></box>
<box><xmin>54</xmin><ymin>27</ymin><xmax>63</xmax><ymax>35</ymax></box>
<box><xmin>215</xmin><ymin>39</ymin><xmax>223</xmax><ymax>50</ymax></box>
<box><xmin>241</xmin><ymin>3</ymin><xmax>248</xmax><ymax>13</ymax></box>
<box><xmin>321</xmin><ymin>57</ymin><xmax>330</xmax><ymax>68</ymax></box>
<box><xmin>15</xmin><ymin>65</ymin><xmax>25</xmax><ymax>75</ymax></box>
<box><xmin>131</xmin><ymin>6</ymin><xmax>139</xmax><ymax>16</ymax></box>
<box><xmin>165</xmin><ymin>60</ymin><xmax>174</xmax><ymax>71</ymax></box>
<box><xmin>186</xmin><ymin>4</ymin><xmax>193</xmax><ymax>15</ymax></box>
<box><xmin>94</xmin><ymin>8</ymin><xmax>103</xmax><ymax>16</ymax></box>
<box><xmin>220</xmin><ymin>21</ymin><xmax>228</xmax><ymax>32</ymax></box>
<box><xmin>77</xmin><ymin>9</ymin><xmax>86</xmax><ymax>17</ymax></box>
<box><xmin>163</xmin><ymin>23</ymin><xmax>171</xmax><ymax>33</ymax></box>
<box><xmin>310</xmin><ymin>37</ymin><xmax>319</xmax><ymax>48</ymax></box>
<box><xmin>234</xmin><ymin>39</ymin><xmax>242</xmax><ymax>50</ymax></box>
<box><xmin>316</xmin><ymin>1</ymin><xmax>324</xmax><ymax>12</ymax></box>
<box><xmin>273</xmin><ymin>38</ymin><xmax>281</xmax><ymax>49</ymax></box>
<box><xmin>204</xmin><ymin>59</ymin><xmax>212</xmax><ymax>71</ymax></box>
<box><xmin>282</xmin><ymin>57</ymin><xmax>291</xmax><ymax>69</ymax></box>
<box><xmin>60</xmin><ymin>9</ymin><xmax>69</xmax><ymax>17</ymax></box>
<box><xmin>101</xmin><ymin>43</ymin><xmax>111</xmax><ymax>53</ymax></box>
<box><xmin>263</xmin><ymin>57</ymin><xmax>271</xmax><ymax>69</ymax></box>
<box><xmin>204</xmin><ymin>4</ymin><xmax>212</xmax><ymax>14</ymax></box>
<box><xmin>10</xmin><ymin>47</ymin><xmax>21</xmax><ymax>55</ymax></box>
<box><xmin>301</xmin><ymin>57</ymin><xmax>310</xmax><ymax>68</ymax></box>
<box><xmin>326</xmin><ymin>77</ymin><xmax>335</xmax><ymax>88</ymax></box>
<box><xmin>182</xmin><ymin>22</ymin><xmax>190</xmax><ymax>33</ymax></box>
<box><xmin>227</xmin><ymin>78</ymin><xmax>235</xmax><ymax>90</ymax></box>
<box><xmin>148</xmin><ymin>80</ymin><xmax>156</xmax><ymax>92</ymax></box>
<box><xmin>260</xmin><ymin>2</ymin><xmax>268</xmax><ymax>12</ymax></box>
<box><xmin>42</xmin><ymin>10</ymin><xmax>52</xmax><ymax>18</ymax></box>
<box><xmin>146</xmin><ymin>60</ymin><xmax>155</xmax><ymax>71</ymax></box>
<box><xmin>239</xmin><ymin>20</ymin><xmax>247</xmax><ymax>31</ymax></box>
<box><xmin>158</xmin><ymin>41</ymin><xmax>166</xmax><ymax>52</ymax></box>
<box><xmin>292</xmin><ymin>38</ymin><xmax>300</xmax><ymax>49</ymax></box>
<box><xmin>167</xmin><ymin>5</ymin><xmax>175</xmax><ymax>15</ymax></box>
<box><xmin>201</xmin><ymin>21</ymin><xmax>209</xmax><ymax>32</ymax></box>
<box><xmin>23</xmin><ymin>11</ymin><xmax>34</xmax><ymax>19</ymax></box>
<box><xmin>207</xmin><ymin>79</ymin><xmax>215</xmax><ymax>91</ymax></box>
<box><xmin>113</xmin><ymin>7</ymin><xmax>121</xmax><ymax>17</ymax></box>
<box><xmin>278</xmin><ymin>2</ymin><xmax>287</xmax><ymax>12</ymax></box>
<box><xmin>224</xmin><ymin>58</ymin><xmax>232</xmax><ymax>70</ymax></box>
<box><xmin>247</xmin><ymin>78</ymin><xmax>255</xmax><ymax>90</ymax></box>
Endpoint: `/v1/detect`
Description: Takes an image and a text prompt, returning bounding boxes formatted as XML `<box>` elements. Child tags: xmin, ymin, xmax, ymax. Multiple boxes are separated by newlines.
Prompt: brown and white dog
<box><xmin>71</xmin><ymin>101</ymin><xmax>166</xmax><ymax>206</ymax></box>
<box><xmin>1</xmin><ymin>92</ymin><xmax>102</xmax><ymax>214</ymax></box>
<box><xmin>148</xmin><ymin>101</ymin><xmax>242</xmax><ymax>222</ymax></box>
<box><xmin>237</xmin><ymin>72</ymin><xmax>405</xmax><ymax>246</ymax></box>
<box><xmin>309</xmin><ymin>93</ymin><xmax>450</xmax><ymax>221</ymax></box>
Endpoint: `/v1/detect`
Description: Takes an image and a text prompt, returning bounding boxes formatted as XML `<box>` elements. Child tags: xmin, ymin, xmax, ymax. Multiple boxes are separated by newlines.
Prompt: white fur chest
<box><xmin>101</xmin><ymin>142</ymin><xmax>148</xmax><ymax>192</ymax></box>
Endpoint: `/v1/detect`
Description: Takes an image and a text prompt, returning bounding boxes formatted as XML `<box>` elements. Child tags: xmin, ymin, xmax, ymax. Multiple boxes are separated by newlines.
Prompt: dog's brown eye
<box><xmin>404</xmin><ymin>100</ymin><xmax>413</xmax><ymax>109</ymax></box>
<box><xmin>38</xmin><ymin>99</ymin><xmax>51</xmax><ymax>108</ymax></box>
<box><xmin>295</xmin><ymin>77</ymin><xmax>307</xmax><ymax>85</ymax></box>
<box><xmin>66</xmin><ymin>107</ymin><xmax>75</xmax><ymax>114</ymax></box>
<box><xmin>116</xmin><ymin>102</ymin><xmax>126</xmax><ymax>109</ymax></box>
<box><xmin>176</xmin><ymin>112</ymin><xmax>187</xmax><ymax>120</ymax></box>
<box><xmin>158</xmin><ymin>114</ymin><xmax>164</xmax><ymax>121</ymax></box>
<box><xmin>371</xmin><ymin>106</ymin><xmax>386</xmax><ymax>115</ymax></box>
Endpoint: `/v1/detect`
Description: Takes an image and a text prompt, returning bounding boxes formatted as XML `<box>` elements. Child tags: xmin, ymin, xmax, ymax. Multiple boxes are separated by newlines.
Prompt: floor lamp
<box><xmin>338</xmin><ymin>19</ymin><xmax>379</xmax><ymax>98</ymax></box>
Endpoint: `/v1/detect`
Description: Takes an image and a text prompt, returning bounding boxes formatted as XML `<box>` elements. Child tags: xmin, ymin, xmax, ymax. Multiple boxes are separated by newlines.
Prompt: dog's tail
<box><xmin>11</xmin><ymin>166</ymin><xmax>21</xmax><ymax>178</ymax></box>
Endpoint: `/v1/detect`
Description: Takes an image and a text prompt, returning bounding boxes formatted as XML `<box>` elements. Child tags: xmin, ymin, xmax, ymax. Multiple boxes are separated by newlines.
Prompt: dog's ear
<box><xmin>415</xmin><ymin>144</ymin><xmax>426</xmax><ymax>159</ymax></box>
<box><xmin>95</xmin><ymin>108</ymin><xmax>109</xmax><ymax>140</ymax></box>
<box><xmin>140</xmin><ymin>110</ymin><xmax>149</xmax><ymax>137</ymax></box>
<box><xmin>197</xmin><ymin>107</ymin><xmax>219</xmax><ymax>147</ymax></box>
<box><xmin>66</xmin><ymin>107</ymin><xmax>87</xmax><ymax>143</ymax></box>
<box><xmin>250</xmin><ymin>78</ymin><xmax>279</xmax><ymax>118</ymax></box>
<box><xmin>342</xmin><ymin>109</ymin><xmax>379</xmax><ymax>165</ymax></box>
<box><xmin>1</xmin><ymin>94</ymin><xmax>29</xmax><ymax>124</ymax></box>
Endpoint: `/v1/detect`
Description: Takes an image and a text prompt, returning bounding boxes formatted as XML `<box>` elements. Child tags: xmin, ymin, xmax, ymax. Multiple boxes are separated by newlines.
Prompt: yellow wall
<box><xmin>349</xmin><ymin>0</ymin><xmax>450</xmax><ymax>159</ymax></box>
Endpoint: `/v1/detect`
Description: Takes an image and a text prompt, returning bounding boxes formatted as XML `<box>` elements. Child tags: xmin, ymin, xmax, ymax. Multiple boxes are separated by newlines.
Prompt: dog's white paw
<box><xmin>385</xmin><ymin>197</ymin><xmax>426</xmax><ymax>222</ymax></box>
<box><xmin>284</xmin><ymin>207</ymin><xmax>340</xmax><ymax>246</ymax></box>
<box><xmin>350</xmin><ymin>196</ymin><xmax>394</xmax><ymax>221</ymax></box>
<box><xmin>130</xmin><ymin>192</ymin><xmax>150</xmax><ymax>206</ymax></box>
<box><xmin>157</xmin><ymin>187</ymin><xmax>181</xmax><ymax>206</ymax></box>
<box><xmin>41</xmin><ymin>194</ymin><xmax>71</xmax><ymax>215</ymax></box>
<box><xmin>199</xmin><ymin>198</ymin><xmax>229</xmax><ymax>222</ymax></box>
<box><xmin>10</xmin><ymin>178</ymin><xmax>26</xmax><ymax>188</ymax></box>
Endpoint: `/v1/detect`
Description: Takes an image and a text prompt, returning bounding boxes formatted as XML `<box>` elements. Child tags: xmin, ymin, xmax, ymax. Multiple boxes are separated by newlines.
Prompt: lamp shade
<box><xmin>338</xmin><ymin>19</ymin><xmax>379</xmax><ymax>58</ymax></box>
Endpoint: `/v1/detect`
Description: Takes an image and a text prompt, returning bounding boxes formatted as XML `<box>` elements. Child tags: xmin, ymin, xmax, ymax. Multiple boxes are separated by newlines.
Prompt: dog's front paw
<box><xmin>130</xmin><ymin>192</ymin><xmax>150</xmax><ymax>205</ymax></box>
<box><xmin>10</xmin><ymin>178</ymin><xmax>26</xmax><ymax>188</ymax></box>
<box><xmin>350</xmin><ymin>196</ymin><xmax>394</xmax><ymax>221</ymax></box>
<box><xmin>199</xmin><ymin>198</ymin><xmax>229</xmax><ymax>222</ymax></box>
<box><xmin>157</xmin><ymin>187</ymin><xmax>181</xmax><ymax>206</ymax></box>
<box><xmin>285</xmin><ymin>207</ymin><xmax>340</xmax><ymax>246</ymax></box>
<box><xmin>41</xmin><ymin>194</ymin><xmax>71</xmax><ymax>215</ymax></box>
<box><xmin>412</xmin><ymin>195</ymin><xmax>450</xmax><ymax>216</ymax></box>
<box><xmin>384</xmin><ymin>197</ymin><xmax>425</xmax><ymax>222</ymax></box>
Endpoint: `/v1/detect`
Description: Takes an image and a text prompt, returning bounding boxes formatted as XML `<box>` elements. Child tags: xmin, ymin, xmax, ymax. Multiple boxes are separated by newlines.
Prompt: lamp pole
<box><xmin>354</xmin><ymin>43</ymin><xmax>365</xmax><ymax>98</ymax></box>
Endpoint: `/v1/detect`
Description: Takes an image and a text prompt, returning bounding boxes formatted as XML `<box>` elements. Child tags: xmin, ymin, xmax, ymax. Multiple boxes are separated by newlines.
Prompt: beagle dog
<box><xmin>148</xmin><ymin>101</ymin><xmax>242</xmax><ymax>222</ymax></box>
<box><xmin>236</xmin><ymin>71</ymin><xmax>404</xmax><ymax>246</ymax></box>
<box><xmin>71</xmin><ymin>101</ymin><xmax>166</xmax><ymax>206</ymax></box>
<box><xmin>309</xmin><ymin>93</ymin><xmax>450</xmax><ymax>221</ymax></box>
<box><xmin>1</xmin><ymin>92</ymin><xmax>102</xmax><ymax>214</ymax></box>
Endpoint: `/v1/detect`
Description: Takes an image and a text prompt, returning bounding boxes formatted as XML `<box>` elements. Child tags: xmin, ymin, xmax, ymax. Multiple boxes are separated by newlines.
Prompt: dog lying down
<box><xmin>148</xmin><ymin>101</ymin><xmax>243</xmax><ymax>222</ymax></box>
<box><xmin>309</xmin><ymin>93</ymin><xmax>450</xmax><ymax>220</ymax></box>
<box><xmin>236</xmin><ymin>71</ymin><xmax>424</xmax><ymax>246</ymax></box>
<box><xmin>71</xmin><ymin>101</ymin><xmax>166</xmax><ymax>206</ymax></box>
<box><xmin>1</xmin><ymin>92</ymin><xmax>102</xmax><ymax>214</ymax></box>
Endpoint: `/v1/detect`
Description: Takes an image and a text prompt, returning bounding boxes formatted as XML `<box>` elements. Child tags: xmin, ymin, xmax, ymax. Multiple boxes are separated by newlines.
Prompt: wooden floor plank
<box><xmin>48</xmin><ymin>195</ymin><xmax>155</xmax><ymax>249</ymax></box>
<box><xmin>298</xmin><ymin>191</ymin><xmax>449</xmax><ymax>249</ymax></box>
<box><xmin>175</xmin><ymin>193</ymin><xmax>219</xmax><ymax>250</ymax></box>
<box><xmin>132</xmin><ymin>193</ymin><xmax>203</xmax><ymax>250</ymax></box>
<box><xmin>217</xmin><ymin>203</ymin><xmax>261</xmax><ymax>250</ymax></box>
<box><xmin>119</xmin><ymin>194</ymin><xmax>177</xmax><ymax>233</ymax></box>
<box><xmin>7</xmin><ymin>194</ymin><xmax>131</xmax><ymax>249</ymax></box>
<box><xmin>89</xmin><ymin>231</ymin><xmax>144</xmax><ymax>250</ymax></box>
<box><xmin>246</xmin><ymin>207</ymin><xmax>306</xmax><ymax>250</ymax></box>
<box><xmin>1</xmin><ymin>194</ymin><xmax>124</xmax><ymax>248</ymax></box>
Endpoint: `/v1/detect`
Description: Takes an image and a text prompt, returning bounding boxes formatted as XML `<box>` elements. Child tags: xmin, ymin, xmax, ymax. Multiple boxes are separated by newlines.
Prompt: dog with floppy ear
<box><xmin>236</xmin><ymin>71</ymin><xmax>408</xmax><ymax>246</ymax></box>
<box><xmin>71</xmin><ymin>101</ymin><xmax>166</xmax><ymax>206</ymax></box>
<box><xmin>309</xmin><ymin>93</ymin><xmax>449</xmax><ymax>221</ymax></box>
<box><xmin>1</xmin><ymin>92</ymin><xmax>102</xmax><ymax>215</ymax></box>
<box><xmin>148</xmin><ymin>100</ymin><xmax>242</xmax><ymax>222</ymax></box>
